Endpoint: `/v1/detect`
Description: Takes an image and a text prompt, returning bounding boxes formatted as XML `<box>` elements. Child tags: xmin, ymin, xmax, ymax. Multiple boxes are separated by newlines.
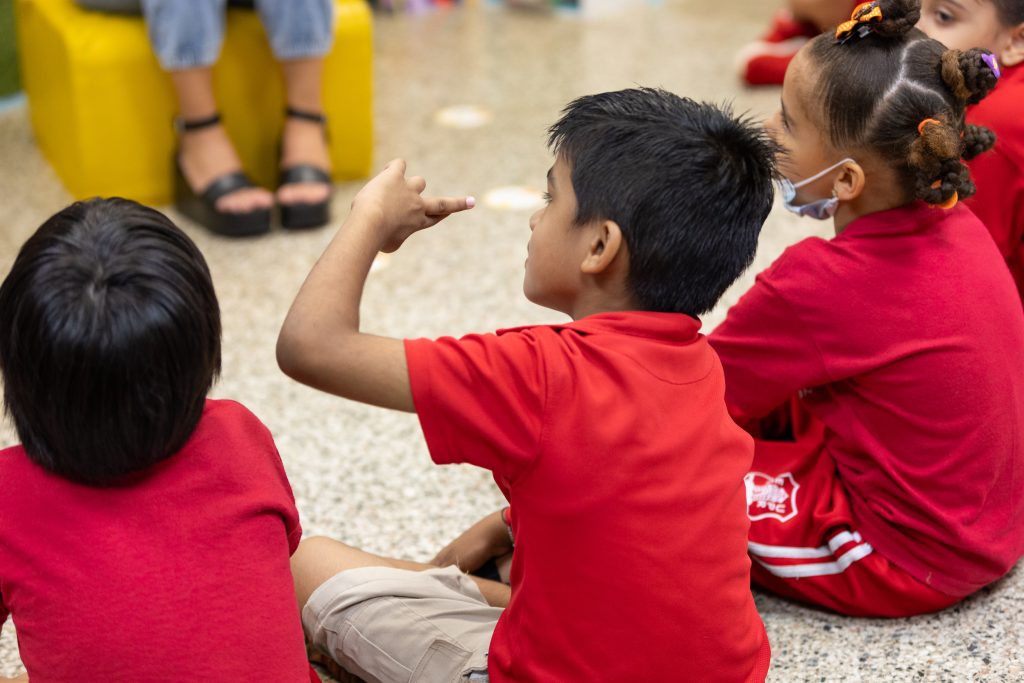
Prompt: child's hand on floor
<box><xmin>432</xmin><ymin>508</ymin><xmax>513</xmax><ymax>573</ymax></box>
<box><xmin>351</xmin><ymin>159</ymin><xmax>475</xmax><ymax>253</ymax></box>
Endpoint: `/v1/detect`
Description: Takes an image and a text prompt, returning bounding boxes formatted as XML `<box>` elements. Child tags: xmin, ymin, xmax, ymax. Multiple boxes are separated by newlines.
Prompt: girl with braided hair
<box><xmin>918</xmin><ymin>0</ymin><xmax>1024</xmax><ymax>301</ymax></box>
<box><xmin>710</xmin><ymin>0</ymin><xmax>1024</xmax><ymax>617</ymax></box>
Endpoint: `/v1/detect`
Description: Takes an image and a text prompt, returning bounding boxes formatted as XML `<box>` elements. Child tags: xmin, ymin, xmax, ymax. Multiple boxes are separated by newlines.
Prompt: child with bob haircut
<box><xmin>918</xmin><ymin>0</ymin><xmax>1024</xmax><ymax>299</ymax></box>
<box><xmin>277</xmin><ymin>88</ymin><xmax>776</xmax><ymax>682</ymax></box>
<box><xmin>711</xmin><ymin>0</ymin><xmax>1024</xmax><ymax>618</ymax></box>
<box><xmin>0</xmin><ymin>198</ymin><xmax>318</xmax><ymax>682</ymax></box>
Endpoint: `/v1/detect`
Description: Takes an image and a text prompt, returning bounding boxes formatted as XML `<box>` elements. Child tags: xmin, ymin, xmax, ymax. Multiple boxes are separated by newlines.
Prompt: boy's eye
<box><xmin>542</xmin><ymin>192</ymin><xmax>553</xmax><ymax>204</ymax></box>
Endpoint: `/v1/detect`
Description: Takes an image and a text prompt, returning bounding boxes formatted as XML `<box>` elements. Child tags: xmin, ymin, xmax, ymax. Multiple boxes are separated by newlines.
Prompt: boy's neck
<box><xmin>568</xmin><ymin>286</ymin><xmax>642</xmax><ymax>321</ymax></box>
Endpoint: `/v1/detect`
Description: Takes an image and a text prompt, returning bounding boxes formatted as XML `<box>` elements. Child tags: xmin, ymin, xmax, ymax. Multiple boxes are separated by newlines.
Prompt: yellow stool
<box><xmin>15</xmin><ymin>0</ymin><xmax>373</xmax><ymax>205</ymax></box>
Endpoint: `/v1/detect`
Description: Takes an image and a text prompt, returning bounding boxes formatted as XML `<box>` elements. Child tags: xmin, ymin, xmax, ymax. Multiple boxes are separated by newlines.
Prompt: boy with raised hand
<box><xmin>278</xmin><ymin>88</ymin><xmax>776</xmax><ymax>683</ymax></box>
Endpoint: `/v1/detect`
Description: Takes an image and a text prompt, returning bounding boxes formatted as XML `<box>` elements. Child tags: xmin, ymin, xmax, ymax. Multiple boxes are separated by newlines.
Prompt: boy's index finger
<box><xmin>383</xmin><ymin>158</ymin><xmax>407</xmax><ymax>176</ymax></box>
<box><xmin>425</xmin><ymin>196</ymin><xmax>476</xmax><ymax>216</ymax></box>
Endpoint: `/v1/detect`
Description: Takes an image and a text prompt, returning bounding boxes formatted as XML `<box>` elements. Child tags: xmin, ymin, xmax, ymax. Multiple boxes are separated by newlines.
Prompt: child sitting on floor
<box><xmin>277</xmin><ymin>88</ymin><xmax>776</xmax><ymax>682</ymax></box>
<box><xmin>737</xmin><ymin>0</ymin><xmax>857</xmax><ymax>85</ymax></box>
<box><xmin>917</xmin><ymin>0</ymin><xmax>1024</xmax><ymax>300</ymax></box>
<box><xmin>712</xmin><ymin>0</ymin><xmax>1024</xmax><ymax>617</ymax></box>
<box><xmin>0</xmin><ymin>198</ymin><xmax>317</xmax><ymax>682</ymax></box>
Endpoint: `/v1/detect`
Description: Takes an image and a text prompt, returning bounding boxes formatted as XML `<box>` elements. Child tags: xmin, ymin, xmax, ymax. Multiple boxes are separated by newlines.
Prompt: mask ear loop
<box><xmin>790</xmin><ymin>157</ymin><xmax>857</xmax><ymax>190</ymax></box>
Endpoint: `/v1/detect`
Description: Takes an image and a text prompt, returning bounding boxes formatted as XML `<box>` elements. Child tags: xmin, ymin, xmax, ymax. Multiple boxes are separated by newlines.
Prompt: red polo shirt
<box><xmin>406</xmin><ymin>312</ymin><xmax>770</xmax><ymax>683</ymax></box>
<box><xmin>710</xmin><ymin>203</ymin><xmax>1024</xmax><ymax>597</ymax></box>
<box><xmin>0</xmin><ymin>400</ymin><xmax>316</xmax><ymax>682</ymax></box>
<box><xmin>966</xmin><ymin>62</ymin><xmax>1024</xmax><ymax>300</ymax></box>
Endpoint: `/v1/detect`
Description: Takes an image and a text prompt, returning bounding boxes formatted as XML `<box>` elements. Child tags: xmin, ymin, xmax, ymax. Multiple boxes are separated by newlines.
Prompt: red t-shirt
<box><xmin>0</xmin><ymin>399</ymin><xmax>315</xmax><ymax>683</ymax></box>
<box><xmin>709</xmin><ymin>203</ymin><xmax>1024</xmax><ymax>597</ymax></box>
<box><xmin>406</xmin><ymin>312</ymin><xmax>771</xmax><ymax>683</ymax></box>
<box><xmin>966</xmin><ymin>62</ymin><xmax>1024</xmax><ymax>300</ymax></box>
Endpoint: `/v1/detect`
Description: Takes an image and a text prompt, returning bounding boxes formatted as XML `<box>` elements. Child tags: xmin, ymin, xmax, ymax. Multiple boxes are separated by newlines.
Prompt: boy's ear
<box><xmin>833</xmin><ymin>160</ymin><xmax>866</xmax><ymax>202</ymax></box>
<box><xmin>997</xmin><ymin>23</ymin><xmax>1024</xmax><ymax>67</ymax></box>
<box><xmin>580</xmin><ymin>220</ymin><xmax>625</xmax><ymax>275</ymax></box>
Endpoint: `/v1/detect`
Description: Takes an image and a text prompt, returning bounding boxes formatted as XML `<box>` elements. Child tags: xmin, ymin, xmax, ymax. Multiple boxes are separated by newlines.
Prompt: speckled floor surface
<box><xmin>1</xmin><ymin>1</ymin><xmax>1022</xmax><ymax>681</ymax></box>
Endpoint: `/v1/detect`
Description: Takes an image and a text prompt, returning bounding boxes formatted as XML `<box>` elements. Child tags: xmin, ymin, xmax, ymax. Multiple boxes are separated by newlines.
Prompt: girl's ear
<box><xmin>833</xmin><ymin>160</ymin><xmax>866</xmax><ymax>201</ymax></box>
<box><xmin>581</xmin><ymin>220</ymin><xmax>624</xmax><ymax>275</ymax></box>
<box><xmin>997</xmin><ymin>23</ymin><xmax>1024</xmax><ymax>67</ymax></box>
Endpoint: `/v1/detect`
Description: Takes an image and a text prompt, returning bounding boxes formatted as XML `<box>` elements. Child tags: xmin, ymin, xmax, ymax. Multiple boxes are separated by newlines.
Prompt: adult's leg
<box><xmin>141</xmin><ymin>0</ymin><xmax>273</xmax><ymax>214</ymax></box>
<box><xmin>256</xmin><ymin>0</ymin><xmax>335</xmax><ymax>208</ymax></box>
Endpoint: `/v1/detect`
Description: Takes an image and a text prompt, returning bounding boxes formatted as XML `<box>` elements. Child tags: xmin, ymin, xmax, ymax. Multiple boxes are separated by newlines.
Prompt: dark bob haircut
<box><xmin>0</xmin><ymin>198</ymin><xmax>221</xmax><ymax>485</ymax></box>
<box><xmin>548</xmin><ymin>87</ymin><xmax>777</xmax><ymax>317</ymax></box>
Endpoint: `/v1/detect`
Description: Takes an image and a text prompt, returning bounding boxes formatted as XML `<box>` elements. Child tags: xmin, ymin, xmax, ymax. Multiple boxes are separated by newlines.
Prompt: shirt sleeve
<box><xmin>709</xmin><ymin>268</ymin><xmax>831</xmax><ymax>423</ymax></box>
<box><xmin>237</xmin><ymin>403</ymin><xmax>303</xmax><ymax>555</ymax></box>
<box><xmin>268</xmin><ymin>444</ymin><xmax>303</xmax><ymax>555</ymax></box>
<box><xmin>405</xmin><ymin>330</ymin><xmax>548</xmax><ymax>484</ymax></box>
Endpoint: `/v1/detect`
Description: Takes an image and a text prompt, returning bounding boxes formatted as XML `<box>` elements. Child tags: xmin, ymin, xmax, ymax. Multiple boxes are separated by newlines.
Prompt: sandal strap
<box><xmin>201</xmin><ymin>171</ymin><xmax>257</xmax><ymax>204</ymax></box>
<box><xmin>279</xmin><ymin>164</ymin><xmax>332</xmax><ymax>186</ymax></box>
<box><xmin>176</xmin><ymin>113</ymin><xmax>222</xmax><ymax>134</ymax></box>
<box><xmin>285</xmin><ymin>107</ymin><xmax>327</xmax><ymax>125</ymax></box>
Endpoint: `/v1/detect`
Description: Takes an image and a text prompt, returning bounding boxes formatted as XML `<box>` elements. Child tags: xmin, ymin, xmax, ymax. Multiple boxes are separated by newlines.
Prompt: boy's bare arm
<box><xmin>431</xmin><ymin>509</ymin><xmax>513</xmax><ymax>573</ymax></box>
<box><xmin>277</xmin><ymin>160</ymin><xmax>474</xmax><ymax>412</ymax></box>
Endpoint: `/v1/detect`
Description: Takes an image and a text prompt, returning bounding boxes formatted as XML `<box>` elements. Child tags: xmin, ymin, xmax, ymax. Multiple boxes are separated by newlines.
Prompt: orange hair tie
<box><xmin>929</xmin><ymin>180</ymin><xmax>958</xmax><ymax>209</ymax></box>
<box><xmin>917</xmin><ymin>118</ymin><xmax>943</xmax><ymax>135</ymax></box>
<box><xmin>835</xmin><ymin>1</ymin><xmax>884</xmax><ymax>42</ymax></box>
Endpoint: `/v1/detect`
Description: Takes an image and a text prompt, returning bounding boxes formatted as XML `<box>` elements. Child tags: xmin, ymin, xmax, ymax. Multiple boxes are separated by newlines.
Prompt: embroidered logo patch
<box><xmin>745</xmin><ymin>471</ymin><xmax>800</xmax><ymax>523</ymax></box>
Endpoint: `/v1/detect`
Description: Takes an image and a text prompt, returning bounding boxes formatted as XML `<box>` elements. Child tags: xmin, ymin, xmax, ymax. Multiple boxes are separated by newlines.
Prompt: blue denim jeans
<box><xmin>139</xmin><ymin>0</ymin><xmax>334</xmax><ymax>70</ymax></box>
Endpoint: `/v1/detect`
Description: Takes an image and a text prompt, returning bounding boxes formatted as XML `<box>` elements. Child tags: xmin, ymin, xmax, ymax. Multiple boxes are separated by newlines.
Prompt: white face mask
<box><xmin>778</xmin><ymin>158</ymin><xmax>855</xmax><ymax>220</ymax></box>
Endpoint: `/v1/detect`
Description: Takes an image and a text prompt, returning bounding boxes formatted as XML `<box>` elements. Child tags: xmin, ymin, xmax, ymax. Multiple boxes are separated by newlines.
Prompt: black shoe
<box><xmin>174</xmin><ymin>114</ymin><xmax>271</xmax><ymax>237</ymax></box>
<box><xmin>278</xmin><ymin>107</ymin><xmax>333</xmax><ymax>230</ymax></box>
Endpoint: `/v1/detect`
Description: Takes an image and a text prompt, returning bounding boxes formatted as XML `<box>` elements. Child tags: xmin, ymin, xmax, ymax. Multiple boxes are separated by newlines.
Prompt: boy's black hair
<box><xmin>548</xmin><ymin>88</ymin><xmax>777</xmax><ymax>317</ymax></box>
<box><xmin>807</xmin><ymin>0</ymin><xmax>999</xmax><ymax>206</ymax></box>
<box><xmin>0</xmin><ymin>198</ymin><xmax>221</xmax><ymax>486</ymax></box>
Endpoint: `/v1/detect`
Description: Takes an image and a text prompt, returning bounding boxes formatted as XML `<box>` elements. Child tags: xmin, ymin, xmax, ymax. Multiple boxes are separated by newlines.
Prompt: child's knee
<box><xmin>788</xmin><ymin>0</ymin><xmax>853</xmax><ymax>29</ymax></box>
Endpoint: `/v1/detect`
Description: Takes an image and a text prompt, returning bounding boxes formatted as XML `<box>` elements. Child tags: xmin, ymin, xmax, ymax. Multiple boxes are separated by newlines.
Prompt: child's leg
<box><xmin>737</xmin><ymin>0</ymin><xmax>858</xmax><ymax>86</ymax></box>
<box><xmin>788</xmin><ymin>0</ymin><xmax>857</xmax><ymax>31</ymax></box>
<box><xmin>292</xmin><ymin>537</ymin><xmax>504</xmax><ymax>683</ymax></box>
<box><xmin>292</xmin><ymin>537</ymin><xmax>510</xmax><ymax>608</ymax></box>
<box><xmin>744</xmin><ymin>399</ymin><xmax>958</xmax><ymax>618</ymax></box>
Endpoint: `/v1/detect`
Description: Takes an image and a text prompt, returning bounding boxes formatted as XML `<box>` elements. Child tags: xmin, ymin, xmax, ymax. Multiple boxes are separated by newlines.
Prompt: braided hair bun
<box><xmin>962</xmin><ymin>124</ymin><xmax>997</xmax><ymax>161</ymax></box>
<box><xmin>941</xmin><ymin>48</ymin><xmax>1000</xmax><ymax>105</ymax></box>
<box><xmin>872</xmin><ymin>0</ymin><xmax>921</xmax><ymax>38</ymax></box>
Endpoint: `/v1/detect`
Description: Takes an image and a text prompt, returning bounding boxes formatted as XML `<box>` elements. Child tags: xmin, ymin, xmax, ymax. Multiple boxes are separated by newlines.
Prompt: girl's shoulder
<box><xmin>764</xmin><ymin>236</ymin><xmax>847</xmax><ymax>280</ymax></box>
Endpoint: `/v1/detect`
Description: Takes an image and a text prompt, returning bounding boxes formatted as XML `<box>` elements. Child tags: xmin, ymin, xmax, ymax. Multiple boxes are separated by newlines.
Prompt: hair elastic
<box><xmin>917</xmin><ymin>118</ymin><xmax>943</xmax><ymax>135</ymax></box>
<box><xmin>929</xmin><ymin>180</ymin><xmax>958</xmax><ymax>209</ymax></box>
<box><xmin>835</xmin><ymin>1</ymin><xmax>884</xmax><ymax>44</ymax></box>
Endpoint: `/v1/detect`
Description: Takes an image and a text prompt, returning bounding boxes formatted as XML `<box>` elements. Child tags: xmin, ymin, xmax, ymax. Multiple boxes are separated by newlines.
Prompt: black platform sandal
<box><xmin>173</xmin><ymin>114</ymin><xmax>271</xmax><ymax>238</ymax></box>
<box><xmin>278</xmin><ymin>107</ymin><xmax>333</xmax><ymax>230</ymax></box>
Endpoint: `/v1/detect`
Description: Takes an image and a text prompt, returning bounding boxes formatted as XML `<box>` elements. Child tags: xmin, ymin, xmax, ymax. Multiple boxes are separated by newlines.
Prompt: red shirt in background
<box><xmin>966</xmin><ymin>62</ymin><xmax>1024</xmax><ymax>300</ymax></box>
<box><xmin>710</xmin><ymin>203</ymin><xmax>1024</xmax><ymax>597</ymax></box>
<box><xmin>406</xmin><ymin>312</ymin><xmax>770</xmax><ymax>683</ymax></box>
<box><xmin>0</xmin><ymin>400</ymin><xmax>315</xmax><ymax>683</ymax></box>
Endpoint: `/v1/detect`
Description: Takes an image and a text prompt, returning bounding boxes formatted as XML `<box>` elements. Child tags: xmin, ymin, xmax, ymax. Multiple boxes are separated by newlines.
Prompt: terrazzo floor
<box><xmin>1</xmin><ymin>1</ymin><xmax>1022</xmax><ymax>681</ymax></box>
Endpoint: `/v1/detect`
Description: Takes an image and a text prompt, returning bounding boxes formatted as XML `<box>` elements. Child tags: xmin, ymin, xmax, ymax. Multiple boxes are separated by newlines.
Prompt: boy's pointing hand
<box><xmin>351</xmin><ymin>159</ymin><xmax>476</xmax><ymax>253</ymax></box>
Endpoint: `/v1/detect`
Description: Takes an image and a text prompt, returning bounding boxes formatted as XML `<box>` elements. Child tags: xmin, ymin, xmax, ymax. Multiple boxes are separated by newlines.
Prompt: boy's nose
<box><xmin>529</xmin><ymin>210</ymin><xmax>541</xmax><ymax>231</ymax></box>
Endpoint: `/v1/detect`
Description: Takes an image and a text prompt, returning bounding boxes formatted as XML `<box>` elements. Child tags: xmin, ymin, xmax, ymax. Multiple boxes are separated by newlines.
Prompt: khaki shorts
<box><xmin>302</xmin><ymin>565</ymin><xmax>500</xmax><ymax>683</ymax></box>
